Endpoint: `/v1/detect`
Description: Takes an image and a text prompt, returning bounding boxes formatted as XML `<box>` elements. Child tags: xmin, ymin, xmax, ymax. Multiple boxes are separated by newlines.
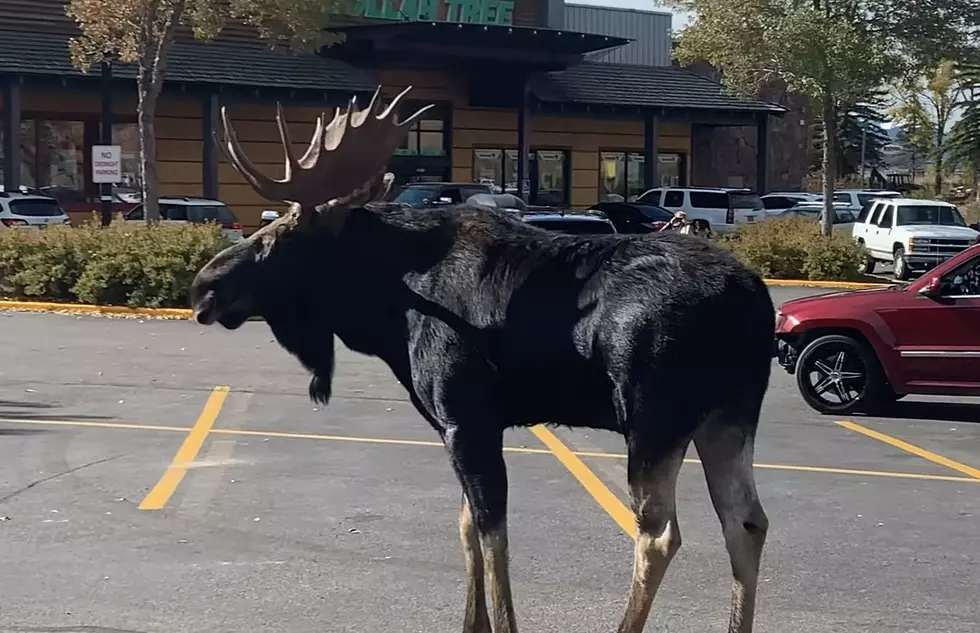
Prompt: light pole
<box><xmin>859</xmin><ymin>117</ymin><xmax>868</xmax><ymax>189</ymax></box>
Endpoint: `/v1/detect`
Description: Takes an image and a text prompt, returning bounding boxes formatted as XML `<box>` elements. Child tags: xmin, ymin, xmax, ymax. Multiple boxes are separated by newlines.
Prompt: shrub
<box><xmin>0</xmin><ymin>215</ymin><xmax>230</xmax><ymax>308</ymax></box>
<box><xmin>718</xmin><ymin>216</ymin><xmax>868</xmax><ymax>281</ymax></box>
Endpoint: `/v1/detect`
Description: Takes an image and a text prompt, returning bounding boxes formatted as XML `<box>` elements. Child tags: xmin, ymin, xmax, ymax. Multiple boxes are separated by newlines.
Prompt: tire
<box><xmin>794</xmin><ymin>334</ymin><xmax>893</xmax><ymax>415</ymax></box>
<box><xmin>857</xmin><ymin>253</ymin><xmax>875</xmax><ymax>275</ymax></box>
<box><xmin>893</xmin><ymin>246</ymin><xmax>911</xmax><ymax>281</ymax></box>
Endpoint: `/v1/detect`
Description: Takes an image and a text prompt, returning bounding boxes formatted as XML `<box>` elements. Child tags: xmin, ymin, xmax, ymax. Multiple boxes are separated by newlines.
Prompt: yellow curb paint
<box><xmin>0</xmin><ymin>300</ymin><xmax>193</xmax><ymax>319</ymax></box>
<box><xmin>530</xmin><ymin>425</ymin><xmax>636</xmax><ymax>539</ymax></box>
<box><xmin>762</xmin><ymin>279</ymin><xmax>890</xmax><ymax>289</ymax></box>
<box><xmin>138</xmin><ymin>386</ymin><xmax>230</xmax><ymax>510</ymax></box>
<box><xmin>836</xmin><ymin>420</ymin><xmax>980</xmax><ymax>481</ymax></box>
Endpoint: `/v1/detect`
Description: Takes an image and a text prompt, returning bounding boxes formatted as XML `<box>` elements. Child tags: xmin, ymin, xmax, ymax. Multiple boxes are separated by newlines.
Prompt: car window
<box><xmin>835</xmin><ymin>209</ymin><xmax>856</xmax><ymax>223</ymax></box>
<box><xmin>662</xmin><ymin>190</ymin><xmax>685</xmax><ymax>207</ymax></box>
<box><xmin>763</xmin><ymin>196</ymin><xmax>796</xmax><ymax>210</ymax></box>
<box><xmin>7</xmin><ymin>198</ymin><xmax>64</xmax><ymax>217</ymax></box>
<box><xmin>160</xmin><ymin>204</ymin><xmax>187</xmax><ymax>221</ymax></box>
<box><xmin>877</xmin><ymin>205</ymin><xmax>894</xmax><ymax>229</ymax></box>
<box><xmin>858</xmin><ymin>192</ymin><xmax>899</xmax><ymax>206</ymax></box>
<box><xmin>392</xmin><ymin>185</ymin><xmax>441</xmax><ymax>206</ymax></box>
<box><xmin>730</xmin><ymin>192</ymin><xmax>764</xmax><ymax>210</ymax></box>
<box><xmin>526</xmin><ymin>219</ymin><xmax>615</xmax><ymax>235</ymax></box>
<box><xmin>636</xmin><ymin>189</ymin><xmax>662</xmax><ymax>204</ymax></box>
<box><xmin>895</xmin><ymin>204</ymin><xmax>967</xmax><ymax>227</ymax></box>
<box><xmin>633</xmin><ymin>204</ymin><xmax>673</xmax><ymax>222</ymax></box>
<box><xmin>126</xmin><ymin>205</ymin><xmax>144</xmax><ymax>221</ymax></box>
<box><xmin>689</xmin><ymin>192</ymin><xmax>728</xmax><ymax>209</ymax></box>
<box><xmin>186</xmin><ymin>205</ymin><xmax>238</xmax><ymax>224</ymax></box>
<box><xmin>940</xmin><ymin>254</ymin><xmax>980</xmax><ymax>296</ymax></box>
<box><xmin>857</xmin><ymin>201</ymin><xmax>877</xmax><ymax>223</ymax></box>
<box><xmin>832</xmin><ymin>193</ymin><xmax>851</xmax><ymax>204</ymax></box>
<box><xmin>592</xmin><ymin>203</ymin><xmax>628</xmax><ymax>223</ymax></box>
<box><xmin>460</xmin><ymin>185</ymin><xmax>491</xmax><ymax>200</ymax></box>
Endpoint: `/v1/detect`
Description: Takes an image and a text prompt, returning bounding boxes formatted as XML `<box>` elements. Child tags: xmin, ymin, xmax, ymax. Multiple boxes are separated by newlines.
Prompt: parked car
<box><xmin>774</xmin><ymin>243</ymin><xmax>980</xmax><ymax>414</ymax></box>
<box><xmin>587</xmin><ymin>201</ymin><xmax>676</xmax><ymax>233</ymax></box>
<box><xmin>831</xmin><ymin>188</ymin><xmax>902</xmax><ymax>215</ymax></box>
<box><xmin>761</xmin><ymin>192</ymin><xmax>821</xmax><ymax>216</ymax></box>
<box><xmin>851</xmin><ymin>197</ymin><xmax>980</xmax><ymax>280</ymax></box>
<box><xmin>777</xmin><ymin>204</ymin><xmax>858</xmax><ymax>234</ymax></box>
<box><xmin>634</xmin><ymin>187</ymin><xmax>766</xmax><ymax>233</ymax></box>
<box><xmin>0</xmin><ymin>191</ymin><xmax>72</xmax><ymax>230</ymax></box>
<box><xmin>466</xmin><ymin>193</ymin><xmax>617</xmax><ymax>234</ymax></box>
<box><xmin>388</xmin><ymin>182</ymin><xmax>493</xmax><ymax>209</ymax></box>
<box><xmin>123</xmin><ymin>197</ymin><xmax>244</xmax><ymax>243</ymax></box>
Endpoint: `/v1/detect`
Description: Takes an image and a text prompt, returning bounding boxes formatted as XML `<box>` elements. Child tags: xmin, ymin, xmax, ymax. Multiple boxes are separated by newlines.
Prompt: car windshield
<box><xmin>8</xmin><ymin>199</ymin><xmax>64</xmax><ymax>217</ymax></box>
<box><xmin>392</xmin><ymin>185</ymin><xmax>441</xmax><ymax>206</ymax></box>
<box><xmin>187</xmin><ymin>205</ymin><xmax>238</xmax><ymax>223</ymax></box>
<box><xmin>857</xmin><ymin>192</ymin><xmax>899</xmax><ymax>206</ymax></box>
<box><xmin>895</xmin><ymin>204</ymin><xmax>966</xmax><ymax>227</ymax></box>
<box><xmin>731</xmin><ymin>193</ymin><xmax>764</xmax><ymax>210</ymax></box>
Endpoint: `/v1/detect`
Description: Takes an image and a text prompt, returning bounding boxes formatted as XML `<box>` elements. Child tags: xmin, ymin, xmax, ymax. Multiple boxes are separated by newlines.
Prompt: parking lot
<box><xmin>1</xmin><ymin>285</ymin><xmax>978</xmax><ymax>633</ymax></box>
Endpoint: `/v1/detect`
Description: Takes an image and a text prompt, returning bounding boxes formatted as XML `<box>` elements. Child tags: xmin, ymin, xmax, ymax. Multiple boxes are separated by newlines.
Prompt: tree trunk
<box><xmin>933</xmin><ymin>129</ymin><xmax>944</xmax><ymax>195</ymax></box>
<box><xmin>137</xmin><ymin>65</ymin><xmax>159</xmax><ymax>223</ymax></box>
<box><xmin>821</xmin><ymin>91</ymin><xmax>837</xmax><ymax>237</ymax></box>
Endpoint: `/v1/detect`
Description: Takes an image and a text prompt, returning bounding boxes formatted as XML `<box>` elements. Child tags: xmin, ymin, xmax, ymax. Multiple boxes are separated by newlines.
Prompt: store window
<box><xmin>112</xmin><ymin>123</ymin><xmax>142</xmax><ymax>199</ymax></box>
<box><xmin>599</xmin><ymin>151</ymin><xmax>686</xmax><ymax>202</ymax></box>
<box><xmin>471</xmin><ymin>148</ymin><xmax>570</xmax><ymax>207</ymax></box>
<box><xmin>0</xmin><ymin>119</ymin><xmax>85</xmax><ymax>201</ymax></box>
<box><xmin>394</xmin><ymin>101</ymin><xmax>449</xmax><ymax>157</ymax></box>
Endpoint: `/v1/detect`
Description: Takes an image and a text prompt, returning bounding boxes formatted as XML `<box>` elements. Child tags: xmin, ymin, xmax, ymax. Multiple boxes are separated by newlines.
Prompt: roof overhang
<box><xmin>323</xmin><ymin>22</ymin><xmax>631</xmax><ymax>71</ymax></box>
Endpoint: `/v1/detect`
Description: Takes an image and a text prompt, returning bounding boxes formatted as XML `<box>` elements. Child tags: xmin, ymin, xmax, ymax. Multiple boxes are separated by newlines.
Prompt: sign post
<box><xmin>92</xmin><ymin>145</ymin><xmax>122</xmax><ymax>225</ymax></box>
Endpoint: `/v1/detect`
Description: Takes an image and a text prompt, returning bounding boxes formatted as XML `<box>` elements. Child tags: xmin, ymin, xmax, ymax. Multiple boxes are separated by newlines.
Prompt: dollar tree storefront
<box><xmin>0</xmin><ymin>0</ymin><xmax>783</xmax><ymax>231</ymax></box>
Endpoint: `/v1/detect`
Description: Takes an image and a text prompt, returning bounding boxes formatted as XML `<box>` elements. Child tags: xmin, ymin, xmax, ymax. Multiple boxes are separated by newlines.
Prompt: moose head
<box><xmin>190</xmin><ymin>86</ymin><xmax>434</xmax><ymax>331</ymax></box>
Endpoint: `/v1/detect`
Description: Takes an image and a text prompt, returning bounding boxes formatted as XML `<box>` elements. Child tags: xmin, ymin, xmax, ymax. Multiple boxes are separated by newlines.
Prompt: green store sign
<box><xmin>348</xmin><ymin>0</ymin><xmax>515</xmax><ymax>25</ymax></box>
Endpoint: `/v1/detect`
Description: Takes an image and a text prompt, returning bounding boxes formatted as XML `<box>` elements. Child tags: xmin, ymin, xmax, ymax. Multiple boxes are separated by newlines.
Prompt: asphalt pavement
<box><xmin>1</xmin><ymin>285</ymin><xmax>978</xmax><ymax>633</ymax></box>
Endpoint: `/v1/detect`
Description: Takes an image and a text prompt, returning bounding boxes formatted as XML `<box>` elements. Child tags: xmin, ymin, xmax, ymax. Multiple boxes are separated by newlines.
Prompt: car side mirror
<box><xmin>917</xmin><ymin>276</ymin><xmax>943</xmax><ymax>298</ymax></box>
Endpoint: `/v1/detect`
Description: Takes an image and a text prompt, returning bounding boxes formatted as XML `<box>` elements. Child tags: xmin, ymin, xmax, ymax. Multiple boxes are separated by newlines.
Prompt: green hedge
<box><xmin>1</xmin><ymin>213</ymin><xmax>873</xmax><ymax>310</ymax></box>
<box><xmin>0</xmin><ymin>215</ymin><xmax>230</xmax><ymax>308</ymax></box>
<box><xmin>717</xmin><ymin>216</ymin><xmax>869</xmax><ymax>281</ymax></box>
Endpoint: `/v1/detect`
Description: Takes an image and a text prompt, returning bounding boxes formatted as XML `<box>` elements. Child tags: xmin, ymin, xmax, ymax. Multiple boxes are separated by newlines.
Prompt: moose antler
<box><xmin>215</xmin><ymin>86</ymin><xmax>433</xmax><ymax>209</ymax></box>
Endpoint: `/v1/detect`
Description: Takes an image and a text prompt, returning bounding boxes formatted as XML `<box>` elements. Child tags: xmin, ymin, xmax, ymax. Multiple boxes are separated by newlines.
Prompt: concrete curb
<box><xmin>0</xmin><ymin>278</ymin><xmax>893</xmax><ymax>319</ymax></box>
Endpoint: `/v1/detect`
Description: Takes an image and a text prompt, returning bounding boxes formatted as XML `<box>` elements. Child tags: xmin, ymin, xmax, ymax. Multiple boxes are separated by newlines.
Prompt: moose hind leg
<box><xmin>694</xmin><ymin>413</ymin><xmax>769</xmax><ymax>633</ymax></box>
<box><xmin>459</xmin><ymin>493</ymin><xmax>492</xmax><ymax>633</ymax></box>
<box><xmin>616</xmin><ymin>443</ymin><xmax>688</xmax><ymax>633</ymax></box>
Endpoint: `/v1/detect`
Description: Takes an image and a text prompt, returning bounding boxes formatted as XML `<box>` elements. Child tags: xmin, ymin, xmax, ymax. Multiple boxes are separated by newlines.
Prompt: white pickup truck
<box><xmin>852</xmin><ymin>197</ymin><xmax>980</xmax><ymax>280</ymax></box>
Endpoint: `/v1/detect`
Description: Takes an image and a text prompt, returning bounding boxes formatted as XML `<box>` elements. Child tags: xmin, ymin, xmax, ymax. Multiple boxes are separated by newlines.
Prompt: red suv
<box><xmin>775</xmin><ymin>243</ymin><xmax>980</xmax><ymax>414</ymax></box>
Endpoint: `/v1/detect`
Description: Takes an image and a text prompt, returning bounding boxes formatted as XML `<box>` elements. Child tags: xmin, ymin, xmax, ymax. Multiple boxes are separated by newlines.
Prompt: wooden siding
<box><xmin>6</xmin><ymin>72</ymin><xmax>692</xmax><ymax>229</ymax></box>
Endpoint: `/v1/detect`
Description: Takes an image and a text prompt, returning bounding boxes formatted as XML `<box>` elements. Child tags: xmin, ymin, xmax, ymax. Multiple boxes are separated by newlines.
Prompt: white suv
<box><xmin>634</xmin><ymin>187</ymin><xmax>766</xmax><ymax>233</ymax></box>
<box><xmin>0</xmin><ymin>191</ymin><xmax>72</xmax><ymax>230</ymax></box>
<box><xmin>852</xmin><ymin>198</ymin><xmax>980</xmax><ymax>280</ymax></box>
<box><xmin>123</xmin><ymin>197</ymin><xmax>244</xmax><ymax>242</ymax></box>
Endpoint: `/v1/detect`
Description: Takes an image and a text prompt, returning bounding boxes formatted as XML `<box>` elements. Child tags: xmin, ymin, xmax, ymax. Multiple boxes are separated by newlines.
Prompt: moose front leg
<box><xmin>445</xmin><ymin>427</ymin><xmax>518</xmax><ymax>633</ymax></box>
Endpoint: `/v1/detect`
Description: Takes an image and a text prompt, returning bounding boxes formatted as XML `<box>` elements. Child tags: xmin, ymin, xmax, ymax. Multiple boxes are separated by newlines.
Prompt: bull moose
<box><xmin>190</xmin><ymin>85</ymin><xmax>776</xmax><ymax>633</ymax></box>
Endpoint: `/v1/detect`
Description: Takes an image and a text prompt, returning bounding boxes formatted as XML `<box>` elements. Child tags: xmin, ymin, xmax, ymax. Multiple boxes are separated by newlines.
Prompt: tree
<box><xmin>889</xmin><ymin>60</ymin><xmax>971</xmax><ymax>193</ymax></box>
<box><xmin>67</xmin><ymin>0</ymin><xmax>344</xmax><ymax>222</ymax></box>
<box><xmin>947</xmin><ymin>65</ymin><xmax>980</xmax><ymax>202</ymax></box>
<box><xmin>660</xmin><ymin>0</ymin><xmax>980</xmax><ymax>236</ymax></box>
<box><xmin>889</xmin><ymin>98</ymin><xmax>934</xmax><ymax>181</ymax></box>
<box><xmin>837</xmin><ymin>96</ymin><xmax>892</xmax><ymax>181</ymax></box>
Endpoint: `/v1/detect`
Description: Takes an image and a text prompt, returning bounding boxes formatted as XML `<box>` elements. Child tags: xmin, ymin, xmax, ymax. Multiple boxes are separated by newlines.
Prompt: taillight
<box><xmin>644</xmin><ymin>221</ymin><xmax>667</xmax><ymax>231</ymax></box>
<box><xmin>222</xmin><ymin>222</ymin><xmax>242</xmax><ymax>230</ymax></box>
<box><xmin>1</xmin><ymin>218</ymin><xmax>28</xmax><ymax>227</ymax></box>
<box><xmin>726</xmin><ymin>207</ymin><xmax>735</xmax><ymax>224</ymax></box>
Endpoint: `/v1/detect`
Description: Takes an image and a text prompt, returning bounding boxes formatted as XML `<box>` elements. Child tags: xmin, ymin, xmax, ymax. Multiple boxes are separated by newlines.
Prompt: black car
<box><xmin>388</xmin><ymin>182</ymin><xmax>493</xmax><ymax>209</ymax></box>
<box><xmin>587</xmin><ymin>201</ymin><xmax>675</xmax><ymax>234</ymax></box>
<box><xmin>465</xmin><ymin>193</ymin><xmax>617</xmax><ymax>235</ymax></box>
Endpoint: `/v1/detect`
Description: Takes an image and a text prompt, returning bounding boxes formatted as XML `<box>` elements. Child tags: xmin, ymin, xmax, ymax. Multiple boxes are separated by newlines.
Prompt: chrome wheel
<box><xmin>795</xmin><ymin>335</ymin><xmax>877</xmax><ymax>414</ymax></box>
